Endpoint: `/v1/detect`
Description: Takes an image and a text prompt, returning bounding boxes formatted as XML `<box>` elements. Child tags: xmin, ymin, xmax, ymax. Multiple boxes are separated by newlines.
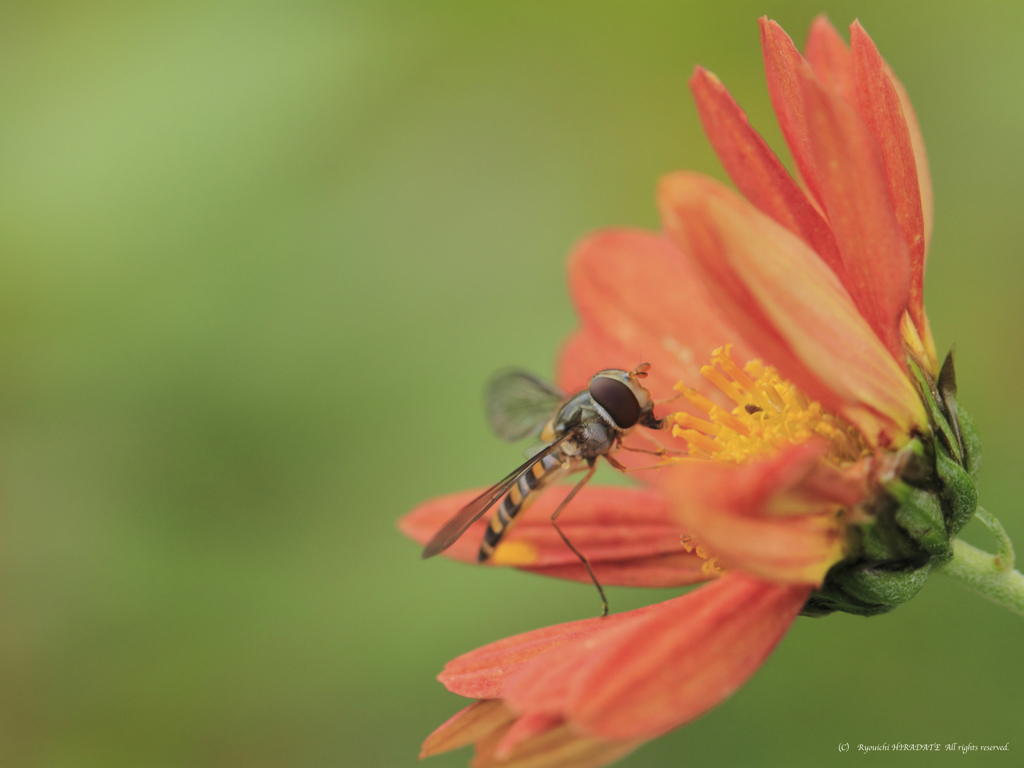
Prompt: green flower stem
<box><xmin>940</xmin><ymin>527</ymin><xmax>1024</xmax><ymax>617</ymax></box>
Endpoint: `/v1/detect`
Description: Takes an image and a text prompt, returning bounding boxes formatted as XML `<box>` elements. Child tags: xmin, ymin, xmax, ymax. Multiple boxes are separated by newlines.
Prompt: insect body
<box><xmin>422</xmin><ymin>363</ymin><xmax>668</xmax><ymax>616</ymax></box>
<box><xmin>478</xmin><ymin>450</ymin><xmax>568</xmax><ymax>562</ymax></box>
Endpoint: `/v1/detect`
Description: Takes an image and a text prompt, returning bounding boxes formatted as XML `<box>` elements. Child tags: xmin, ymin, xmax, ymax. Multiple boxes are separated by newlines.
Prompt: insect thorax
<box><xmin>550</xmin><ymin>395</ymin><xmax>616</xmax><ymax>459</ymax></box>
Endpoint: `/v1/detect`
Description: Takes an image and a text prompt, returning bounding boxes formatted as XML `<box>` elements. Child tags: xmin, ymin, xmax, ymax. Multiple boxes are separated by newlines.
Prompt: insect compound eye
<box><xmin>589</xmin><ymin>376</ymin><xmax>641</xmax><ymax>429</ymax></box>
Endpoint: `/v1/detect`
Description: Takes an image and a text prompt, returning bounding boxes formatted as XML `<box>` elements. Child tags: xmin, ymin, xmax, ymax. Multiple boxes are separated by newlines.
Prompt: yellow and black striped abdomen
<box><xmin>477</xmin><ymin>451</ymin><xmax>566</xmax><ymax>562</ymax></box>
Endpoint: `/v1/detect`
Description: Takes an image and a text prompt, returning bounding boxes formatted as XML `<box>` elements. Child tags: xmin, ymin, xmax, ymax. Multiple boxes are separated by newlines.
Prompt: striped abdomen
<box><xmin>478</xmin><ymin>450</ymin><xmax>568</xmax><ymax>562</ymax></box>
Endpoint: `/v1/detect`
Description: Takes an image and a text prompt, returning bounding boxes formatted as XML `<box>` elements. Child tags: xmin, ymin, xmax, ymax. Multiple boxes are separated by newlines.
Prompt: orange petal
<box><xmin>506</xmin><ymin>573</ymin><xmax>808</xmax><ymax>740</ymax></box>
<box><xmin>495</xmin><ymin>712</ymin><xmax>564</xmax><ymax>758</ymax></box>
<box><xmin>889</xmin><ymin>76</ymin><xmax>937</xmax><ymax>374</ymax></box>
<box><xmin>658</xmin><ymin>172</ymin><xmax>925</xmax><ymax>441</ymax></box>
<box><xmin>561</xmin><ymin>228</ymin><xmax>755</xmax><ymax>399</ymax></box>
<box><xmin>657</xmin><ymin>173</ymin><xmax>841</xmax><ymax>416</ymax></box>
<box><xmin>399</xmin><ymin>485</ymin><xmax>708</xmax><ymax>588</ymax></box>
<box><xmin>760</xmin><ymin>18</ymin><xmax>824</xmax><ymax>208</ymax></box>
<box><xmin>657</xmin><ymin>445</ymin><xmax>850</xmax><ymax>584</ymax></box>
<box><xmin>849</xmin><ymin>22</ymin><xmax>935</xmax><ymax>369</ymax></box>
<box><xmin>849</xmin><ymin>22</ymin><xmax>928</xmax><ymax>342</ymax></box>
<box><xmin>527</xmin><ymin>552</ymin><xmax>711</xmax><ymax>589</ymax></box>
<box><xmin>887</xmin><ymin>64</ymin><xmax>933</xmax><ymax>261</ymax></box>
<box><xmin>691</xmin><ymin>440</ymin><xmax>867</xmax><ymax>514</ymax></box>
<box><xmin>688</xmin><ymin>66</ymin><xmax>843</xmax><ymax>278</ymax></box>
<box><xmin>763</xmin><ymin>18</ymin><xmax>915</xmax><ymax>362</ymax></box>
<box><xmin>804</xmin><ymin>15</ymin><xmax>855</xmax><ymax>106</ymax></box>
<box><xmin>473</xmin><ymin>722</ymin><xmax>641</xmax><ymax>768</ymax></box>
<box><xmin>420</xmin><ymin>699</ymin><xmax>516</xmax><ymax>758</ymax></box>
<box><xmin>438</xmin><ymin>602</ymin><xmax>665</xmax><ymax>699</ymax></box>
<box><xmin>798</xmin><ymin>62</ymin><xmax>912</xmax><ymax>362</ymax></box>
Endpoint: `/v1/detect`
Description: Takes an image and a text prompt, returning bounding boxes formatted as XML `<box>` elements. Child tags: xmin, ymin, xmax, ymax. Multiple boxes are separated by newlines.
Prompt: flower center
<box><xmin>670</xmin><ymin>345</ymin><xmax>868</xmax><ymax>466</ymax></box>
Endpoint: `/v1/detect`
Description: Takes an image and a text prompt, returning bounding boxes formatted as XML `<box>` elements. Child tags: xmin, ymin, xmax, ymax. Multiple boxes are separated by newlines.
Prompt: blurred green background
<box><xmin>0</xmin><ymin>1</ymin><xmax>1021</xmax><ymax>766</ymax></box>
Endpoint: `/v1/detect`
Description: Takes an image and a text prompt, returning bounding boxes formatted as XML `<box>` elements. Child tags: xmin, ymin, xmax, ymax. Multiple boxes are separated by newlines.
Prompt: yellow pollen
<box><xmin>670</xmin><ymin>345</ymin><xmax>868</xmax><ymax>466</ymax></box>
<box><xmin>682</xmin><ymin>535</ymin><xmax>723</xmax><ymax>577</ymax></box>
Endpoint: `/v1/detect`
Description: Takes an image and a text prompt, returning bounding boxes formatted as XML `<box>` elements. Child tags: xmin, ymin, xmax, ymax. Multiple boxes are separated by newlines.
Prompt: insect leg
<box><xmin>632</xmin><ymin>429</ymin><xmax>684</xmax><ymax>454</ymax></box>
<box><xmin>548</xmin><ymin>462</ymin><xmax>608</xmax><ymax>617</ymax></box>
<box><xmin>605</xmin><ymin>453</ymin><xmax>675</xmax><ymax>473</ymax></box>
<box><xmin>617</xmin><ymin>442</ymin><xmax>677</xmax><ymax>457</ymax></box>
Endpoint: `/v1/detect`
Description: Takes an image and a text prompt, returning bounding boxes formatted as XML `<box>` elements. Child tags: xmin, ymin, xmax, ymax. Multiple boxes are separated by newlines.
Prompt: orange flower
<box><xmin>403</xmin><ymin>16</ymin><xmax>941</xmax><ymax>767</ymax></box>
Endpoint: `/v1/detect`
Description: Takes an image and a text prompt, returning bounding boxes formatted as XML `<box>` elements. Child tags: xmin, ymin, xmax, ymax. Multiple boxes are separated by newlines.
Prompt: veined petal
<box><xmin>399</xmin><ymin>485</ymin><xmax>706</xmax><ymax>587</ymax></box>
<box><xmin>658</xmin><ymin>172</ymin><xmax>925</xmax><ymax>441</ymax></box>
<box><xmin>506</xmin><ymin>573</ymin><xmax>808</xmax><ymax>740</ymax></box>
<box><xmin>689</xmin><ymin>66</ymin><xmax>843</xmax><ymax>278</ymax></box>
<box><xmin>762</xmin><ymin>17</ymin><xmax>915</xmax><ymax>361</ymax></box>
<box><xmin>804</xmin><ymin>15</ymin><xmax>855</xmax><ymax>106</ymax></box>
<box><xmin>798</xmin><ymin>63</ymin><xmax>912</xmax><ymax>362</ymax></box>
<box><xmin>562</xmin><ymin>229</ymin><xmax>754</xmax><ymax>398</ymax></box>
<box><xmin>658</xmin><ymin>445</ymin><xmax>850</xmax><ymax>584</ymax></box>
<box><xmin>760</xmin><ymin>17</ymin><xmax>824</xmax><ymax>208</ymax></box>
<box><xmin>849</xmin><ymin>22</ymin><xmax>936</xmax><ymax>369</ymax></box>
<box><xmin>657</xmin><ymin>176</ymin><xmax>844</xmax><ymax>417</ymax></box>
<box><xmin>886</xmin><ymin>64</ymin><xmax>933</xmax><ymax>259</ymax></box>
<box><xmin>850</xmin><ymin>21</ymin><xmax>929</xmax><ymax>349</ymax></box>
<box><xmin>850</xmin><ymin>22</ymin><xmax>924</xmax><ymax>266</ymax></box>
<box><xmin>439</xmin><ymin>603</ymin><xmax>664</xmax><ymax>699</ymax></box>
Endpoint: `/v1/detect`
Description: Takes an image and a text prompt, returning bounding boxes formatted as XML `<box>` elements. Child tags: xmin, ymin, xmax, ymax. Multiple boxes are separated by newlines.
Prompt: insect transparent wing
<box><xmin>421</xmin><ymin>434</ymin><xmax>571</xmax><ymax>558</ymax></box>
<box><xmin>486</xmin><ymin>369</ymin><xmax>566</xmax><ymax>442</ymax></box>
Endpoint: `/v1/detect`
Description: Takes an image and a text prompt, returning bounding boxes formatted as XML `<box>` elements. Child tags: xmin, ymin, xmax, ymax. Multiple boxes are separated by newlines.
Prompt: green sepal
<box><xmin>936</xmin><ymin>444</ymin><xmax>978</xmax><ymax>535</ymax></box>
<box><xmin>957</xmin><ymin>406</ymin><xmax>982</xmax><ymax>481</ymax></box>
<box><xmin>833</xmin><ymin>562</ymin><xmax>932</xmax><ymax>607</ymax></box>
<box><xmin>801</xmin><ymin>587</ymin><xmax>896</xmax><ymax>618</ymax></box>
<box><xmin>803</xmin><ymin>557</ymin><xmax>932</xmax><ymax>618</ymax></box>
<box><xmin>804</xmin><ymin>507</ymin><xmax>932</xmax><ymax>617</ymax></box>
<box><xmin>856</xmin><ymin>507</ymin><xmax>919</xmax><ymax>562</ymax></box>
<box><xmin>892</xmin><ymin>483</ymin><xmax>952</xmax><ymax>564</ymax></box>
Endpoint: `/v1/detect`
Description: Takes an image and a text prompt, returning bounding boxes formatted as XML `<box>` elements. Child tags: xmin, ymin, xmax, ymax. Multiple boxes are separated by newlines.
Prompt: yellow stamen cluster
<box><xmin>671</xmin><ymin>345</ymin><xmax>868</xmax><ymax>467</ymax></box>
<box><xmin>681</xmin><ymin>535</ymin><xmax>723</xmax><ymax>577</ymax></box>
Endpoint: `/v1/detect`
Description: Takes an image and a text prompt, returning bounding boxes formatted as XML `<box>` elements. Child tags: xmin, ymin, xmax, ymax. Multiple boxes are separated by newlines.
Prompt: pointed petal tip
<box><xmin>687</xmin><ymin>62</ymin><xmax>845</xmax><ymax>277</ymax></box>
<box><xmin>420</xmin><ymin>700</ymin><xmax>516</xmax><ymax>759</ymax></box>
<box><xmin>804</xmin><ymin>13</ymin><xmax>854</xmax><ymax>106</ymax></box>
<box><xmin>808</xmin><ymin>15</ymin><xmax>838</xmax><ymax>40</ymax></box>
<box><xmin>849</xmin><ymin>20</ymin><xmax>871</xmax><ymax>50</ymax></box>
<box><xmin>689</xmin><ymin>66</ymin><xmax>712</xmax><ymax>94</ymax></box>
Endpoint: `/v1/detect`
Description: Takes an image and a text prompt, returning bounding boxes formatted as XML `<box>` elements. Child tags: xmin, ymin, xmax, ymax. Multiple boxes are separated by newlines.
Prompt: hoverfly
<box><xmin>422</xmin><ymin>363</ymin><xmax>671</xmax><ymax>616</ymax></box>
